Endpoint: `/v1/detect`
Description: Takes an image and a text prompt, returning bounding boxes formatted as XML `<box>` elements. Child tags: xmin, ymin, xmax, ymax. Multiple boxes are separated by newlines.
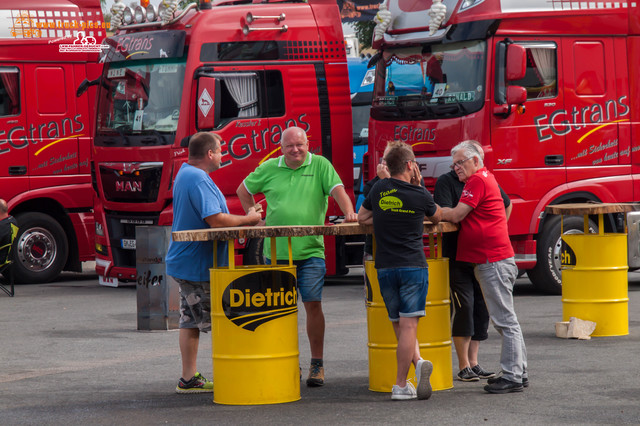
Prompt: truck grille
<box><xmin>99</xmin><ymin>162</ymin><xmax>163</xmax><ymax>203</ymax></box>
<box><xmin>105</xmin><ymin>212</ymin><xmax>159</xmax><ymax>269</ymax></box>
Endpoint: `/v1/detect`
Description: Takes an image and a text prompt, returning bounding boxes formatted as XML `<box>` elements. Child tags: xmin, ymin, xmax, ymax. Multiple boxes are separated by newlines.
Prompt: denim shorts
<box><xmin>174</xmin><ymin>277</ymin><xmax>211</xmax><ymax>332</ymax></box>
<box><xmin>267</xmin><ymin>257</ymin><xmax>326</xmax><ymax>302</ymax></box>
<box><xmin>376</xmin><ymin>267</ymin><xmax>429</xmax><ymax>321</ymax></box>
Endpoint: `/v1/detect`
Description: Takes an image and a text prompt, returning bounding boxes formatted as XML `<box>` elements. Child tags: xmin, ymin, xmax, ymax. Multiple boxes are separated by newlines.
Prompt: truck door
<box><xmin>562</xmin><ymin>38</ymin><xmax>631</xmax><ymax>189</ymax></box>
<box><xmin>264</xmin><ymin>63</ymin><xmax>321</xmax><ymax>159</ymax></box>
<box><xmin>0</xmin><ymin>64</ymin><xmax>27</xmax><ymax>202</ymax></box>
<box><xmin>23</xmin><ymin>64</ymin><xmax>85</xmax><ymax>189</ymax></box>
<box><xmin>490</xmin><ymin>39</ymin><xmax>564</xmax><ymax>235</ymax></box>
<box><xmin>194</xmin><ymin>63</ymin><xmax>321</xmax><ymax>199</ymax></box>
<box><xmin>196</xmin><ymin>65</ymin><xmax>271</xmax><ymax>197</ymax></box>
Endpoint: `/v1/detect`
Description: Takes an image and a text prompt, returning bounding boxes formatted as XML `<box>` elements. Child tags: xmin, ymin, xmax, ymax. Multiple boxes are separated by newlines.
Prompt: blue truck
<box><xmin>347</xmin><ymin>56</ymin><xmax>374</xmax><ymax>210</ymax></box>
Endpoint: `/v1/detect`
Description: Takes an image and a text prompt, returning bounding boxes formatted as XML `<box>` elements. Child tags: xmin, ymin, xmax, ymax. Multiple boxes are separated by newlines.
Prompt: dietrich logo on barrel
<box><xmin>222</xmin><ymin>270</ymin><xmax>297</xmax><ymax>331</ymax></box>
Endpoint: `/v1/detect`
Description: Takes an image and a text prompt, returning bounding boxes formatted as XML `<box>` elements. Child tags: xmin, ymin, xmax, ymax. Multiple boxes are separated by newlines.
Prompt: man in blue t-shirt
<box><xmin>166</xmin><ymin>132</ymin><xmax>261</xmax><ymax>394</ymax></box>
<box><xmin>358</xmin><ymin>141</ymin><xmax>442</xmax><ymax>401</ymax></box>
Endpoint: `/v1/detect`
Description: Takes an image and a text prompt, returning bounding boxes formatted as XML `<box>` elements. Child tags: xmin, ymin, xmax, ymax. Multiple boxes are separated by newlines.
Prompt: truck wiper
<box><xmin>140</xmin><ymin>130</ymin><xmax>166</xmax><ymax>145</ymax></box>
<box><xmin>114</xmin><ymin>126</ymin><xmax>132</xmax><ymax>146</ymax></box>
<box><xmin>430</xmin><ymin>99</ymin><xmax>468</xmax><ymax>116</ymax></box>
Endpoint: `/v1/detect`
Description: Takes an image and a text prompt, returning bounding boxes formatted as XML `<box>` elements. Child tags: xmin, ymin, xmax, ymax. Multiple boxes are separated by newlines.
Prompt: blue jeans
<box><xmin>376</xmin><ymin>267</ymin><xmax>429</xmax><ymax>321</ymax></box>
<box><xmin>474</xmin><ymin>257</ymin><xmax>528</xmax><ymax>383</ymax></box>
<box><xmin>267</xmin><ymin>257</ymin><xmax>326</xmax><ymax>302</ymax></box>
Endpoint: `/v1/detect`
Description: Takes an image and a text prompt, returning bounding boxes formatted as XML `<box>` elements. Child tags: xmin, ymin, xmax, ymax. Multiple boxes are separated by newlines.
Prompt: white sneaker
<box><xmin>415</xmin><ymin>359</ymin><xmax>433</xmax><ymax>400</ymax></box>
<box><xmin>391</xmin><ymin>381</ymin><xmax>417</xmax><ymax>400</ymax></box>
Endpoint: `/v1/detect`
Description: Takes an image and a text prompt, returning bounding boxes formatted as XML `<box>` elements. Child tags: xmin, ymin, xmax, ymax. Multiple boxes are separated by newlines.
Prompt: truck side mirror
<box><xmin>506</xmin><ymin>44</ymin><xmax>526</xmax><ymax>81</ymax></box>
<box><xmin>76</xmin><ymin>77</ymin><xmax>102</xmax><ymax>97</ymax></box>
<box><xmin>506</xmin><ymin>85</ymin><xmax>526</xmax><ymax>105</ymax></box>
<box><xmin>494</xmin><ymin>41</ymin><xmax>527</xmax><ymax>117</ymax></box>
<box><xmin>196</xmin><ymin>77</ymin><xmax>220</xmax><ymax>130</ymax></box>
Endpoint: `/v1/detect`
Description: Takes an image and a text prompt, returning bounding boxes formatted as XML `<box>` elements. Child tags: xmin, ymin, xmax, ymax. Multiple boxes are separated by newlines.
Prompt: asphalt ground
<box><xmin>1</xmin><ymin>267</ymin><xmax>640</xmax><ymax>425</ymax></box>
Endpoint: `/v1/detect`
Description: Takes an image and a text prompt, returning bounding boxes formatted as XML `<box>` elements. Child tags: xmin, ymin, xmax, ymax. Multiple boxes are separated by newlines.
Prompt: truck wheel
<box><xmin>527</xmin><ymin>215</ymin><xmax>596</xmax><ymax>295</ymax></box>
<box><xmin>12</xmin><ymin>212</ymin><xmax>69</xmax><ymax>284</ymax></box>
<box><xmin>243</xmin><ymin>238</ymin><xmax>266</xmax><ymax>266</ymax></box>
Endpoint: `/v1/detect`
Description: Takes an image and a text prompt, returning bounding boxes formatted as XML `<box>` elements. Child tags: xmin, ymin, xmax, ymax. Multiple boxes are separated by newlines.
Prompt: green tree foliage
<box><xmin>353</xmin><ymin>20</ymin><xmax>376</xmax><ymax>50</ymax></box>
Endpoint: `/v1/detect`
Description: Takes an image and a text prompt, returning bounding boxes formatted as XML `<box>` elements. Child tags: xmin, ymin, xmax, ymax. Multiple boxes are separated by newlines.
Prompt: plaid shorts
<box><xmin>174</xmin><ymin>277</ymin><xmax>211</xmax><ymax>332</ymax></box>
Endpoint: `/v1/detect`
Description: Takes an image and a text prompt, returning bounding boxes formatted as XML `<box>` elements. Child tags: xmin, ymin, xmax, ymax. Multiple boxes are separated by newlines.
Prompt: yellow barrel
<box><xmin>210</xmin><ymin>264</ymin><xmax>300</xmax><ymax>405</ymax></box>
<box><xmin>561</xmin><ymin>233</ymin><xmax>628</xmax><ymax>336</ymax></box>
<box><xmin>365</xmin><ymin>259</ymin><xmax>453</xmax><ymax>392</ymax></box>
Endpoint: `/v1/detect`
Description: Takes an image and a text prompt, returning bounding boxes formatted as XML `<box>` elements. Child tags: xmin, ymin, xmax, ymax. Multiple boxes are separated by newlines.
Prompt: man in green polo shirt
<box><xmin>237</xmin><ymin>126</ymin><xmax>357</xmax><ymax>387</ymax></box>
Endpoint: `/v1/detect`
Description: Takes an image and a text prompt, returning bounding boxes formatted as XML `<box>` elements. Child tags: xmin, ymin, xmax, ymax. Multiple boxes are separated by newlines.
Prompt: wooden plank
<box><xmin>545</xmin><ymin>203</ymin><xmax>640</xmax><ymax>216</ymax></box>
<box><xmin>172</xmin><ymin>221</ymin><xmax>459</xmax><ymax>242</ymax></box>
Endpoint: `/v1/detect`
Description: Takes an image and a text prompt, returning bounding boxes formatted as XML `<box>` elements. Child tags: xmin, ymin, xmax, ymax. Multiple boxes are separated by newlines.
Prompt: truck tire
<box><xmin>243</xmin><ymin>238</ymin><xmax>266</xmax><ymax>266</ymax></box>
<box><xmin>12</xmin><ymin>212</ymin><xmax>69</xmax><ymax>284</ymax></box>
<box><xmin>527</xmin><ymin>215</ymin><xmax>596</xmax><ymax>295</ymax></box>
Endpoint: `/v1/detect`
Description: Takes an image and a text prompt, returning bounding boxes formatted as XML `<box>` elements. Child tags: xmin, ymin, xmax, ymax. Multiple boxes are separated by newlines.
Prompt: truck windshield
<box><xmin>96</xmin><ymin>57</ymin><xmax>186</xmax><ymax>146</ymax></box>
<box><xmin>372</xmin><ymin>40</ymin><xmax>486</xmax><ymax>120</ymax></box>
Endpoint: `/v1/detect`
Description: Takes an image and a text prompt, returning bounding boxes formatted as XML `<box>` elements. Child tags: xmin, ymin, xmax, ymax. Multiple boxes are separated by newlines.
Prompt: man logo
<box><xmin>222</xmin><ymin>270</ymin><xmax>297</xmax><ymax>331</ymax></box>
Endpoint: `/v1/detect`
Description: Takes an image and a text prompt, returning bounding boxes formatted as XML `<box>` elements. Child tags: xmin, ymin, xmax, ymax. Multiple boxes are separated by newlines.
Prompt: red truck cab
<box><xmin>0</xmin><ymin>0</ymin><xmax>104</xmax><ymax>283</ymax></box>
<box><xmin>92</xmin><ymin>0</ymin><xmax>354</xmax><ymax>286</ymax></box>
<box><xmin>367</xmin><ymin>0</ymin><xmax>639</xmax><ymax>293</ymax></box>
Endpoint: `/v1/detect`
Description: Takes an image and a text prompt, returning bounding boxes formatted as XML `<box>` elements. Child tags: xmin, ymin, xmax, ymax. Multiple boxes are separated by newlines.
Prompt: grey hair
<box><xmin>451</xmin><ymin>140</ymin><xmax>484</xmax><ymax>167</ymax></box>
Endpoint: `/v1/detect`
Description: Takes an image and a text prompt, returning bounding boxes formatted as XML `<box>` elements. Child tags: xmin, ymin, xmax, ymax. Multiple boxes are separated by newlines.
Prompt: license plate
<box><xmin>98</xmin><ymin>275</ymin><xmax>119</xmax><ymax>287</ymax></box>
<box><xmin>121</xmin><ymin>239</ymin><xmax>136</xmax><ymax>249</ymax></box>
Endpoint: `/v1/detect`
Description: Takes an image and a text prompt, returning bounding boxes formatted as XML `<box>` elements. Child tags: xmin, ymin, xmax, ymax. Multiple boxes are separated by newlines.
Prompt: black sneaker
<box><xmin>484</xmin><ymin>377</ymin><xmax>524</xmax><ymax>394</ymax></box>
<box><xmin>471</xmin><ymin>364</ymin><xmax>496</xmax><ymax>379</ymax></box>
<box><xmin>457</xmin><ymin>367</ymin><xmax>480</xmax><ymax>382</ymax></box>
<box><xmin>488</xmin><ymin>376</ymin><xmax>529</xmax><ymax>388</ymax></box>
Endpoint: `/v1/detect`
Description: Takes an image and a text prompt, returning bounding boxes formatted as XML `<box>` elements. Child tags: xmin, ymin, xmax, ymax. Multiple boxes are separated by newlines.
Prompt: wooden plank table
<box><xmin>172</xmin><ymin>221</ymin><xmax>458</xmax><ymax>242</ymax></box>
<box><xmin>545</xmin><ymin>203</ymin><xmax>640</xmax><ymax>233</ymax></box>
<box><xmin>173</xmin><ymin>221</ymin><xmax>458</xmax><ymax>267</ymax></box>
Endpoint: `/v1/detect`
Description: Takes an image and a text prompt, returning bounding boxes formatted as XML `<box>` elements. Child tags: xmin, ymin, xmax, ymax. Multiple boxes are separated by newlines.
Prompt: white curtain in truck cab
<box><xmin>225</xmin><ymin>74</ymin><xmax>258</xmax><ymax>117</ymax></box>
<box><xmin>530</xmin><ymin>48</ymin><xmax>555</xmax><ymax>88</ymax></box>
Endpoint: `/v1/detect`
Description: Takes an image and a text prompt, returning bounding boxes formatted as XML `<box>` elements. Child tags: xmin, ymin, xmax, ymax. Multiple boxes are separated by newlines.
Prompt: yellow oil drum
<box><xmin>210</xmin><ymin>264</ymin><xmax>299</xmax><ymax>405</ymax></box>
<box><xmin>561</xmin><ymin>233</ymin><xmax>628</xmax><ymax>336</ymax></box>
<box><xmin>365</xmin><ymin>259</ymin><xmax>453</xmax><ymax>392</ymax></box>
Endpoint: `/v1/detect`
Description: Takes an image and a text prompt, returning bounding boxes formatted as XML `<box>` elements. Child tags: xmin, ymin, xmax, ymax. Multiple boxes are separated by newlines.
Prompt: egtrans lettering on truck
<box><xmin>367</xmin><ymin>0</ymin><xmax>639</xmax><ymax>294</ymax></box>
<box><xmin>92</xmin><ymin>0</ymin><xmax>356</xmax><ymax>287</ymax></box>
<box><xmin>0</xmin><ymin>0</ymin><xmax>105</xmax><ymax>283</ymax></box>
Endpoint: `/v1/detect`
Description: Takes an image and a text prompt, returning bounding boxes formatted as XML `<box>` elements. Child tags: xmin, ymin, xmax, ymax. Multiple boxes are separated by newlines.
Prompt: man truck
<box><xmin>91</xmin><ymin>0</ymin><xmax>357</xmax><ymax>286</ymax></box>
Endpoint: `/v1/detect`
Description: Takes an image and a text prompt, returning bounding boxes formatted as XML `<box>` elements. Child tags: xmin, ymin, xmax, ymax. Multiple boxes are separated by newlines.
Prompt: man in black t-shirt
<box><xmin>358</xmin><ymin>141</ymin><xmax>442</xmax><ymax>401</ymax></box>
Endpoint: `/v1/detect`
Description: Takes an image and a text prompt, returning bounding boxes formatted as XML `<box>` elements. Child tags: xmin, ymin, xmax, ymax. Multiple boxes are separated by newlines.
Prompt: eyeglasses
<box><xmin>450</xmin><ymin>156</ymin><xmax>473</xmax><ymax>170</ymax></box>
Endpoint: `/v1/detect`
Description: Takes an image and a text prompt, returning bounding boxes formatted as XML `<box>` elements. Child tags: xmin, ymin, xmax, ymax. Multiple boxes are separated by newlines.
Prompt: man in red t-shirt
<box><xmin>441</xmin><ymin>140</ymin><xmax>528</xmax><ymax>394</ymax></box>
